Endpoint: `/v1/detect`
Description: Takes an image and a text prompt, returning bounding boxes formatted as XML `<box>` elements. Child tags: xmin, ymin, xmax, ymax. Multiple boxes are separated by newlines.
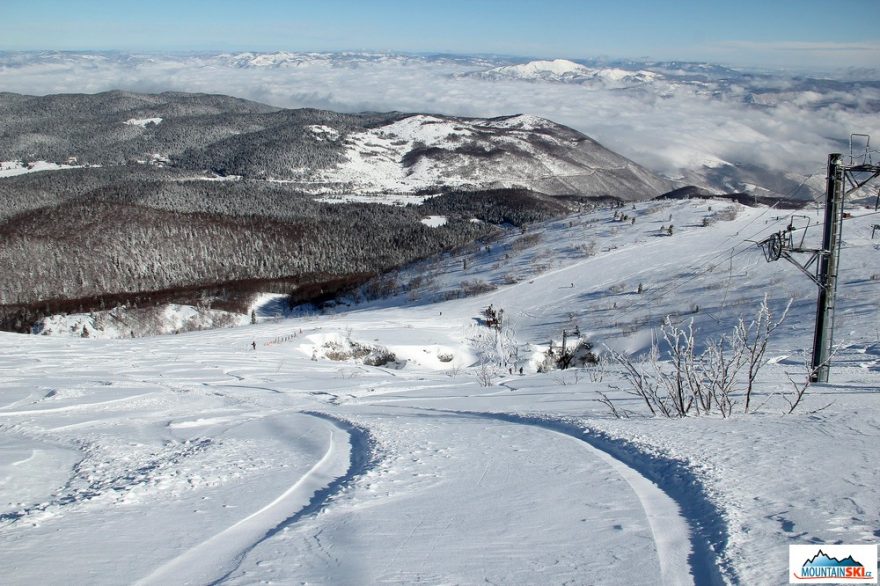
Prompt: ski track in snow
<box><xmin>224</xmin><ymin>405</ymin><xmax>678</xmax><ymax>585</ymax></box>
<box><xmin>409</xmin><ymin>408</ymin><xmax>729</xmax><ymax>586</ymax></box>
<box><xmin>0</xmin><ymin>393</ymin><xmax>149</xmax><ymax>417</ymax></box>
<box><xmin>211</xmin><ymin>412</ymin><xmax>377</xmax><ymax>585</ymax></box>
<box><xmin>136</xmin><ymin>411</ymin><xmax>375</xmax><ymax>586</ymax></box>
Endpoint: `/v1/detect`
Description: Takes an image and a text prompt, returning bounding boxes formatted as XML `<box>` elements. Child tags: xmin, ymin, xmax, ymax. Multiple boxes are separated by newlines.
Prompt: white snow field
<box><xmin>1</xmin><ymin>199</ymin><xmax>879</xmax><ymax>585</ymax></box>
<box><xmin>0</xmin><ymin>160</ymin><xmax>89</xmax><ymax>178</ymax></box>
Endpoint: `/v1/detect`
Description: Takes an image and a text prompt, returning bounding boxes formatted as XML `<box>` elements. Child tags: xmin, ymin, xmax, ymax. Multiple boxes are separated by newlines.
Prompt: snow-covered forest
<box><xmin>0</xmin><ymin>181</ymin><xmax>497</xmax><ymax>306</ymax></box>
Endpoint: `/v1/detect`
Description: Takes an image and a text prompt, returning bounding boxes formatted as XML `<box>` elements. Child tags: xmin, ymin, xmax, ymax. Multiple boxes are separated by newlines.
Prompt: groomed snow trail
<box><xmin>135</xmin><ymin>412</ymin><xmax>353</xmax><ymax>586</ymax></box>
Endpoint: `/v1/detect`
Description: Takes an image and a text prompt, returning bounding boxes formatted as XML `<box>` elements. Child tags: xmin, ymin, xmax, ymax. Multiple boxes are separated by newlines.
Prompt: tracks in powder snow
<box><xmin>135</xmin><ymin>411</ymin><xmax>376</xmax><ymax>586</ymax></box>
<box><xmin>181</xmin><ymin>405</ymin><xmax>730</xmax><ymax>585</ymax></box>
<box><xmin>408</xmin><ymin>408</ymin><xmax>732</xmax><ymax>586</ymax></box>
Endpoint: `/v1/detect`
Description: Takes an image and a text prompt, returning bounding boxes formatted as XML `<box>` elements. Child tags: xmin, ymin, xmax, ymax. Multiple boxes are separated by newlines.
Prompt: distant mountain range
<box><xmin>0</xmin><ymin>91</ymin><xmax>673</xmax><ymax>200</ymax></box>
<box><xmin>1</xmin><ymin>51</ymin><xmax>876</xmax><ymax>327</ymax></box>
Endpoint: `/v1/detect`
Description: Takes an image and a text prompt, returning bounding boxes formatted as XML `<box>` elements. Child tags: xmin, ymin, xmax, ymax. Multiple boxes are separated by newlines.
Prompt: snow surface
<box><xmin>420</xmin><ymin>215</ymin><xmax>448</xmax><ymax>228</ymax></box>
<box><xmin>0</xmin><ymin>160</ymin><xmax>86</xmax><ymax>178</ymax></box>
<box><xmin>311</xmin><ymin>114</ymin><xmax>478</xmax><ymax>194</ymax></box>
<box><xmin>124</xmin><ymin>117</ymin><xmax>163</xmax><ymax>128</ymax></box>
<box><xmin>304</xmin><ymin>113</ymin><xmax>619</xmax><ymax>197</ymax></box>
<box><xmin>312</xmin><ymin>193</ymin><xmax>436</xmax><ymax>206</ymax></box>
<box><xmin>2</xmin><ymin>199</ymin><xmax>879</xmax><ymax>585</ymax></box>
<box><xmin>307</xmin><ymin>124</ymin><xmax>340</xmax><ymax>141</ymax></box>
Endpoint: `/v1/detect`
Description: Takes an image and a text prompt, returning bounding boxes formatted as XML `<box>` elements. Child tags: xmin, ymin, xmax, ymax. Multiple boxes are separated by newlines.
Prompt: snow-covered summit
<box><xmin>495</xmin><ymin>59</ymin><xmax>591</xmax><ymax>79</ymax></box>
<box><xmin>305</xmin><ymin>112</ymin><xmax>672</xmax><ymax>199</ymax></box>
<box><xmin>593</xmin><ymin>67</ymin><xmax>659</xmax><ymax>84</ymax></box>
<box><xmin>480</xmin><ymin>113</ymin><xmax>553</xmax><ymax>131</ymax></box>
<box><xmin>475</xmin><ymin>59</ymin><xmax>591</xmax><ymax>81</ymax></box>
<box><xmin>469</xmin><ymin>59</ymin><xmax>662</xmax><ymax>87</ymax></box>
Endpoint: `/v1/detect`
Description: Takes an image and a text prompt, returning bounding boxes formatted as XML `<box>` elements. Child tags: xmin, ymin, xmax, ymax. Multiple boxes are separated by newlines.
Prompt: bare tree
<box><xmin>587</xmin><ymin>353</ymin><xmax>609</xmax><ymax>383</ymax></box>
<box><xmin>610</xmin><ymin>343</ymin><xmax>670</xmax><ymax>417</ymax></box>
<box><xmin>476</xmin><ymin>361</ymin><xmax>495</xmax><ymax>387</ymax></box>
<box><xmin>783</xmin><ymin>346</ymin><xmax>836</xmax><ymax>414</ymax></box>
<box><xmin>596</xmin><ymin>390</ymin><xmax>632</xmax><ymax>419</ymax></box>
<box><xmin>739</xmin><ymin>296</ymin><xmax>791</xmax><ymax>413</ymax></box>
<box><xmin>445</xmin><ymin>362</ymin><xmax>463</xmax><ymax>379</ymax></box>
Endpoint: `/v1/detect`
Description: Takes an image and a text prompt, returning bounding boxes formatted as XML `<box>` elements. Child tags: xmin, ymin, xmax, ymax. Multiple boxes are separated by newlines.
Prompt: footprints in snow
<box><xmin>0</xmin><ymin>438</ymin><xmax>224</xmax><ymax>526</ymax></box>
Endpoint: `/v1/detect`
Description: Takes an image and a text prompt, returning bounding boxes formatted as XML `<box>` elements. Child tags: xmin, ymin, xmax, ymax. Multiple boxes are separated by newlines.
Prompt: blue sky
<box><xmin>2</xmin><ymin>0</ymin><xmax>879</xmax><ymax>68</ymax></box>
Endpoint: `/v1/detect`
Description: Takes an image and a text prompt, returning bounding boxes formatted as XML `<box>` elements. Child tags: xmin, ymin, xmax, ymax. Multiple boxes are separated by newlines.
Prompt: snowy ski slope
<box><xmin>1</xmin><ymin>198</ymin><xmax>878</xmax><ymax>585</ymax></box>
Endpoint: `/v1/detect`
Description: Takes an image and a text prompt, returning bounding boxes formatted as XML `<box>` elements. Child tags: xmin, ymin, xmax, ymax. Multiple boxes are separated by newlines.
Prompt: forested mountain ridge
<box><xmin>0</xmin><ymin>91</ymin><xmax>673</xmax><ymax>331</ymax></box>
<box><xmin>0</xmin><ymin>91</ymin><xmax>674</xmax><ymax>199</ymax></box>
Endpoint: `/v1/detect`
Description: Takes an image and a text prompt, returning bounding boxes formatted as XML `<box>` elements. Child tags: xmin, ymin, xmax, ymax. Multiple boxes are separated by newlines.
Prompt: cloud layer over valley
<box><xmin>2</xmin><ymin>51</ymin><xmax>878</xmax><ymax>197</ymax></box>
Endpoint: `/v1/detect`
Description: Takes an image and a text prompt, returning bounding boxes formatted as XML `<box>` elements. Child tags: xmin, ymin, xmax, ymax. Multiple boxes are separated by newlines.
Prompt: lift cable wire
<box><xmin>606</xmin><ymin>167</ymin><xmax>830</xmax><ymax>325</ymax></box>
<box><xmin>595</xmin><ymin>163</ymin><xmax>872</xmax><ymax>327</ymax></box>
<box><xmin>563</xmin><ymin>160</ymin><xmax>875</xmax><ymax>336</ymax></box>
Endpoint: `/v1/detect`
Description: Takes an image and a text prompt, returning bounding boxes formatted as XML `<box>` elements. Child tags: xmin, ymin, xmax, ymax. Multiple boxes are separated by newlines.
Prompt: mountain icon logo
<box><xmin>803</xmin><ymin>550</ymin><xmax>865</xmax><ymax>569</ymax></box>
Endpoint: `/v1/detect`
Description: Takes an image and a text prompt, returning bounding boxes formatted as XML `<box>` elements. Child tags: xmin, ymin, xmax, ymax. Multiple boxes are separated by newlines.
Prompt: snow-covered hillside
<box><xmin>0</xmin><ymin>91</ymin><xmax>673</xmax><ymax>200</ymax></box>
<box><xmin>299</xmin><ymin>113</ymin><xmax>672</xmax><ymax>197</ymax></box>
<box><xmin>470</xmin><ymin>59</ymin><xmax>661</xmax><ymax>87</ymax></box>
<box><xmin>0</xmin><ymin>160</ymin><xmax>89</xmax><ymax>178</ymax></box>
<box><xmin>2</xmin><ymin>198</ymin><xmax>878</xmax><ymax>584</ymax></box>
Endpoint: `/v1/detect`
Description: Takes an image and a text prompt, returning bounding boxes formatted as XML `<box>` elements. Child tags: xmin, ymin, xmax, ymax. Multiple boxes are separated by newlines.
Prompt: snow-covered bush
<box><xmin>460</xmin><ymin>279</ymin><xmax>497</xmax><ymax>297</ymax></box>
<box><xmin>576</xmin><ymin>240</ymin><xmax>597</xmax><ymax>257</ymax></box>
<box><xmin>607</xmin><ymin>297</ymin><xmax>789</xmax><ymax>418</ymax></box>
<box><xmin>536</xmin><ymin>338</ymin><xmax>598</xmax><ymax>372</ymax></box>
<box><xmin>363</xmin><ymin>347</ymin><xmax>397</xmax><ymax>367</ymax></box>
<box><xmin>557</xmin><ymin>339</ymin><xmax>598</xmax><ymax>369</ymax></box>
<box><xmin>320</xmin><ymin>337</ymin><xmax>398</xmax><ymax>367</ymax></box>
<box><xmin>510</xmin><ymin>232</ymin><xmax>542</xmax><ymax>251</ymax></box>
<box><xmin>476</xmin><ymin>361</ymin><xmax>495</xmax><ymax>387</ymax></box>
